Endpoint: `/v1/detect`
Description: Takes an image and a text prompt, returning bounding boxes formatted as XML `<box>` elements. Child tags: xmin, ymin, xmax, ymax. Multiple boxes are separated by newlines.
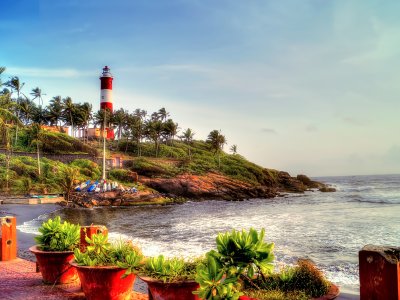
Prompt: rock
<box><xmin>296</xmin><ymin>174</ymin><xmax>323</xmax><ymax>189</ymax></box>
<box><xmin>139</xmin><ymin>173</ymin><xmax>277</xmax><ymax>200</ymax></box>
<box><xmin>58</xmin><ymin>201</ymin><xmax>68</xmax><ymax>207</ymax></box>
<box><xmin>98</xmin><ymin>200</ymin><xmax>111</xmax><ymax>206</ymax></box>
<box><xmin>319</xmin><ymin>187</ymin><xmax>336</xmax><ymax>192</ymax></box>
<box><xmin>90</xmin><ymin>199</ymin><xmax>99</xmax><ymax>206</ymax></box>
<box><xmin>112</xmin><ymin>199</ymin><xmax>122</xmax><ymax>206</ymax></box>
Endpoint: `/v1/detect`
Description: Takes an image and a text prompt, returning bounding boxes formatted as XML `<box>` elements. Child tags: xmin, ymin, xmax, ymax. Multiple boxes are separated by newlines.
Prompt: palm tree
<box><xmin>180</xmin><ymin>128</ymin><xmax>195</xmax><ymax>159</ymax></box>
<box><xmin>6</xmin><ymin>76</ymin><xmax>26</xmax><ymax>99</ymax></box>
<box><xmin>6</xmin><ymin>77</ymin><xmax>27</xmax><ymax>145</ymax></box>
<box><xmin>56</xmin><ymin>167</ymin><xmax>79</xmax><ymax>202</ymax></box>
<box><xmin>145</xmin><ymin>119</ymin><xmax>163</xmax><ymax>157</ymax></box>
<box><xmin>17</xmin><ymin>98</ymin><xmax>35</xmax><ymax>125</ymax></box>
<box><xmin>230</xmin><ymin>145</ymin><xmax>237</xmax><ymax>155</ymax></box>
<box><xmin>158</xmin><ymin>107</ymin><xmax>169</xmax><ymax>122</ymax></box>
<box><xmin>47</xmin><ymin>96</ymin><xmax>63</xmax><ymax>128</ymax></box>
<box><xmin>74</xmin><ymin>102</ymin><xmax>92</xmax><ymax>142</ymax></box>
<box><xmin>29</xmin><ymin>123</ymin><xmax>44</xmax><ymax>176</ymax></box>
<box><xmin>207</xmin><ymin>130</ymin><xmax>227</xmax><ymax>169</ymax></box>
<box><xmin>30</xmin><ymin>87</ymin><xmax>45</xmax><ymax>107</ymax></box>
<box><xmin>62</xmin><ymin>97</ymin><xmax>75</xmax><ymax>136</ymax></box>
<box><xmin>163</xmin><ymin>118</ymin><xmax>179</xmax><ymax>146</ymax></box>
<box><xmin>113</xmin><ymin>108</ymin><xmax>128</xmax><ymax>144</ymax></box>
<box><xmin>0</xmin><ymin>107</ymin><xmax>22</xmax><ymax>192</ymax></box>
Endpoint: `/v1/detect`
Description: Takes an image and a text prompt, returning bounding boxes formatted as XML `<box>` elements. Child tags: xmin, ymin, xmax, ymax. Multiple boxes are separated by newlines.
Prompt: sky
<box><xmin>1</xmin><ymin>0</ymin><xmax>399</xmax><ymax>176</ymax></box>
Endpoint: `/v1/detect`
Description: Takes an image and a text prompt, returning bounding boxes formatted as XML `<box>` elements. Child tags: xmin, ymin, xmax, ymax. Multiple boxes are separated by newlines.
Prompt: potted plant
<box><xmin>138</xmin><ymin>254</ymin><xmax>201</xmax><ymax>300</ymax></box>
<box><xmin>29</xmin><ymin>216</ymin><xmax>80</xmax><ymax>284</ymax></box>
<box><xmin>195</xmin><ymin>228</ymin><xmax>339</xmax><ymax>300</ymax></box>
<box><xmin>195</xmin><ymin>228</ymin><xmax>274</xmax><ymax>300</ymax></box>
<box><xmin>70</xmin><ymin>233</ymin><xmax>143</xmax><ymax>300</ymax></box>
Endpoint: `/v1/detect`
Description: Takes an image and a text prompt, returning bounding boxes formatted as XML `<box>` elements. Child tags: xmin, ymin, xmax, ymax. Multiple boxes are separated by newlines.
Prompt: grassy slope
<box><xmin>0</xmin><ymin>130</ymin><xmax>280</xmax><ymax>194</ymax></box>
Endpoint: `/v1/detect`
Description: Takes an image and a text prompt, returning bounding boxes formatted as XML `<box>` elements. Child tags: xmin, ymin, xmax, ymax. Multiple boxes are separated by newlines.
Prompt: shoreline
<box><xmin>1</xmin><ymin>203</ymin><xmax>360</xmax><ymax>299</ymax></box>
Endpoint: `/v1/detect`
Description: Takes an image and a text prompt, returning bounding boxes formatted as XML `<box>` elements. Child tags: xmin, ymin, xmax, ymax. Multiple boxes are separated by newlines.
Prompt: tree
<box><xmin>0</xmin><ymin>106</ymin><xmax>22</xmax><ymax>192</ymax></box>
<box><xmin>158</xmin><ymin>107</ymin><xmax>169</xmax><ymax>122</ymax></box>
<box><xmin>163</xmin><ymin>118</ymin><xmax>179</xmax><ymax>146</ymax></box>
<box><xmin>74</xmin><ymin>102</ymin><xmax>92</xmax><ymax>143</ymax></box>
<box><xmin>56</xmin><ymin>167</ymin><xmax>79</xmax><ymax>202</ymax></box>
<box><xmin>207</xmin><ymin>130</ymin><xmax>227</xmax><ymax>169</ymax></box>
<box><xmin>62</xmin><ymin>97</ymin><xmax>76</xmax><ymax>136</ymax></box>
<box><xmin>145</xmin><ymin>119</ymin><xmax>163</xmax><ymax>157</ymax></box>
<box><xmin>230</xmin><ymin>144</ymin><xmax>237</xmax><ymax>155</ymax></box>
<box><xmin>113</xmin><ymin>108</ymin><xmax>128</xmax><ymax>144</ymax></box>
<box><xmin>47</xmin><ymin>96</ymin><xmax>63</xmax><ymax>128</ymax></box>
<box><xmin>29</xmin><ymin>123</ymin><xmax>44</xmax><ymax>176</ymax></box>
<box><xmin>180</xmin><ymin>128</ymin><xmax>195</xmax><ymax>159</ymax></box>
<box><xmin>30</xmin><ymin>87</ymin><xmax>45</xmax><ymax>107</ymax></box>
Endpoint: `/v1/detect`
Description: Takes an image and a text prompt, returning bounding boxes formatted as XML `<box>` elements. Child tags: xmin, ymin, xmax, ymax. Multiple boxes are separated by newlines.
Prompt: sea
<box><xmin>15</xmin><ymin>174</ymin><xmax>400</xmax><ymax>294</ymax></box>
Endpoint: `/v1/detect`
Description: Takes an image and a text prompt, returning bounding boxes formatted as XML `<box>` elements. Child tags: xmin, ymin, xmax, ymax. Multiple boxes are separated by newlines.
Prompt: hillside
<box><xmin>0</xmin><ymin>129</ymin><xmax>333</xmax><ymax>205</ymax></box>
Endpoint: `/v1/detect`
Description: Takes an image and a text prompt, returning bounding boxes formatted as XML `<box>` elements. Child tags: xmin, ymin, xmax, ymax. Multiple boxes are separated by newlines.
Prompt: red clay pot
<box><xmin>140</xmin><ymin>276</ymin><xmax>199</xmax><ymax>300</ymax></box>
<box><xmin>70</xmin><ymin>261</ymin><xmax>136</xmax><ymax>300</ymax></box>
<box><xmin>29</xmin><ymin>245</ymin><xmax>78</xmax><ymax>284</ymax></box>
<box><xmin>239</xmin><ymin>296</ymin><xmax>258</xmax><ymax>300</ymax></box>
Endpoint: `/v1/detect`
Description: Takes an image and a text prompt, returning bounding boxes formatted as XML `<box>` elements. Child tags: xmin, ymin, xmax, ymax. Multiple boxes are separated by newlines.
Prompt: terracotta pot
<box><xmin>70</xmin><ymin>261</ymin><xmax>136</xmax><ymax>300</ymax></box>
<box><xmin>239</xmin><ymin>296</ymin><xmax>258</xmax><ymax>300</ymax></box>
<box><xmin>29</xmin><ymin>245</ymin><xmax>78</xmax><ymax>284</ymax></box>
<box><xmin>140</xmin><ymin>276</ymin><xmax>199</xmax><ymax>300</ymax></box>
<box><xmin>80</xmin><ymin>225</ymin><xmax>108</xmax><ymax>252</ymax></box>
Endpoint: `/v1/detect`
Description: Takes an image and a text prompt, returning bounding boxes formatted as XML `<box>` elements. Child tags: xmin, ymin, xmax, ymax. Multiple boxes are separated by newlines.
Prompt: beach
<box><xmin>1</xmin><ymin>200</ymin><xmax>362</xmax><ymax>299</ymax></box>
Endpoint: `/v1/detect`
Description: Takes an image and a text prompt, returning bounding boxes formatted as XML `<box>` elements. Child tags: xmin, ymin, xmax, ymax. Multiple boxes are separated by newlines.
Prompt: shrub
<box><xmin>35</xmin><ymin>216</ymin><xmax>80</xmax><ymax>251</ymax></box>
<box><xmin>141</xmin><ymin>255</ymin><xmax>199</xmax><ymax>283</ymax></box>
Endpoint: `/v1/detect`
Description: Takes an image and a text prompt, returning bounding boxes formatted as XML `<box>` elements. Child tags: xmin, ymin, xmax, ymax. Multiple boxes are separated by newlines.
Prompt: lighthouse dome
<box><xmin>101</xmin><ymin>66</ymin><xmax>113</xmax><ymax>78</ymax></box>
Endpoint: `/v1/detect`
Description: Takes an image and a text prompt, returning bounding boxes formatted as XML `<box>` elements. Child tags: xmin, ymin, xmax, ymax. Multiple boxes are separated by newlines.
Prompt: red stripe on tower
<box><xmin>100</xmin><ymin>66</ymin><xmax>114</xmax><ymax>139</ymax></box>
<box><xmin>100</xmin><ymin>66</ymin><xmax>113</xmax><ymax>111</ymax></box>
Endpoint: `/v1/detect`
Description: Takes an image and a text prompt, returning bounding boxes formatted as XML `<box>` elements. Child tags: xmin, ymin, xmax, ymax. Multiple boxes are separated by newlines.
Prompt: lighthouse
<box><xmin>100</xmin><ymin>66</ymin><xmax>114</xmax><ymax>139</ymax></box>
<box><xmin>100</xmin><ymin>66</ymin><xmax>113</xmax><ymax>111</ymax></box>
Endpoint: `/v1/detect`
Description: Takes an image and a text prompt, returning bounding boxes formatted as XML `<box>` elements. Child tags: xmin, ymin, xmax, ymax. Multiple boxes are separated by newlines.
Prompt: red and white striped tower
<box><xmin>100</xmin><ymin>66</ymin><xmax>113</xmax><ymax>111</ymax></box>
<box><xmin>100</xmin><ymin>66</ymin><xmax>114</xmax><ymax>139</ymax></box>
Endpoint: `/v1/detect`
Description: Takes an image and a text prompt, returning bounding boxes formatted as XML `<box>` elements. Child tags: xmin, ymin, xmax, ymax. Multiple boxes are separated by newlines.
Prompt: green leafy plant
<box><xmin>195</xmin><ymin>228</ymin><xmax>274</xmax><ymax>299</ymax></box>
<box><xmin>35</xmin><ymin>216</ymin><xmax>80</xmax><ymax>251</ymax></box>
<box><xmin>141</xmin><ymin>254</ymin><xmax>199</xmax><ymax>283</ymax></box>
<box><xmin>194</xmin><ymin>253</ymin><xmax>242</xmax><ymax>300</ymax></box>
<box><xmin>73</xmin><ymin>233</ymin><xmax>143</xmax><ymax>278</ymax></box>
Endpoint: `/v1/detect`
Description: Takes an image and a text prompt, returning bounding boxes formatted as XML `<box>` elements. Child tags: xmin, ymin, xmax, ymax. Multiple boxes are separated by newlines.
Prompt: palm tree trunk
<box><xmin>37</xmin><ymin>142</ymin><xmax>41</xmax><ymax>176</ymax></box>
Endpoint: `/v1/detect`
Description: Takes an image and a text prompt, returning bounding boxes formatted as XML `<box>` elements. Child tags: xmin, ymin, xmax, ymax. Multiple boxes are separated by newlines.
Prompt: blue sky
<box><xmin>1</xmin><ymin>0</ymin><xmax>400</xmax><ymax>176</ymax></box>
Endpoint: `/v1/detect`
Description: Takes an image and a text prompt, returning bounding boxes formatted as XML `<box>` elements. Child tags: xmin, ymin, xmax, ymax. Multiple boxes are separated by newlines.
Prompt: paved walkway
<box><xmin>0</xmin><ymin>258</ymin><xmax>148</xmax><ymax>300</ymax></box>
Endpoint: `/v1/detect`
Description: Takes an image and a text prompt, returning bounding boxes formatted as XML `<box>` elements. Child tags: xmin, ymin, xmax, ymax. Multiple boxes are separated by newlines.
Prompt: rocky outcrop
<box><xmin>139</xmin><ymin>172</ymin><xmax>331</xmax><ymax>201</ymax></box>
<box><xmin>65</xmin><ymin>172</ymin><xmax>333</xmax><ymax>207</ymax></box>
<box><xmin>140</xmin><ymin>173</ymin><xmax>276</xmax><ymax>200</ymax></box>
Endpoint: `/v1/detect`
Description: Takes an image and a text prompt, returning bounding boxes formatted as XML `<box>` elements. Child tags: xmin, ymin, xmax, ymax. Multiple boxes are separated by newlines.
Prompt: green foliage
<box><xmin>194</xmin><ymin>253</ymin><xmax>242</xmax><ymax>300</ymax></box>
<box><xmin>14</xmin><ymin>127</ymin><xmax>98</xmax><ymax>155</ymax></box>
<box><xmin>290</xmin><ymin>259</ymin><xmax>330</xmax><ymax>297</ymax></box>
<box><xmin>125</xmin><ymin>157</ymin><xmax>179</xmax><ymax>177</ymax></box>
<box><xmin>195</xmin><ymin>228</ymin><xmax>274</xmax><ymax>300</ymax></box>
<box><xmin>108</xmin><ymin>168</ymin><xmax>136</xmax><ymax>183</ymax></box>
<box><xmin>34</xmin><ymin>216</ymin><xmax>80</xmax><ymax>251</ymax></box>
<box><xmin>73</xmin><ymin>233</ymin><xmax>143</xmax><ymax>278</ymax></box>
<box><xmin>243</xmin><ymin>289</ymin><xmax>308</xmax><ymax>300</ymax></box>
<box><xmin>70</xmin><ymin>159</ymin><xmax>101</xmax><ymax>178</ymax></box>
<box><xmin>215</xmin><ymin>228</ymin><xmax>275</xmax><ymax>277</ymax></box>
<box><xmin>141</xmin><ymin>255</ymin><xmax>199</xmax><ymax>283</ymax></box>
<box><xmin>248</xmin><ymin>260</ymin><xmax>330</xmax><ymax>298</ymax></box>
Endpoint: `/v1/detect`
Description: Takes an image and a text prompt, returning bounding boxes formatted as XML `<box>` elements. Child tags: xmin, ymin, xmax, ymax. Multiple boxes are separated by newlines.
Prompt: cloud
<box><xmin>341</xmin><ymin>116</ymin><xmax>368</xmax><ymax>126</ymax></box>
<box><xmin>5</xmin><ymin>67</ymin><xmax>94</xmax><ymax>78</ymax></box>
<box><xmin>261</xmin><ymin>128</ymin><xmax>277</xmax><ymax>134</ymax></box>
<box><xmin>306</xmin><ymin>124</ymin><xmax>318</xmax><ymax>132</ymax></box>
